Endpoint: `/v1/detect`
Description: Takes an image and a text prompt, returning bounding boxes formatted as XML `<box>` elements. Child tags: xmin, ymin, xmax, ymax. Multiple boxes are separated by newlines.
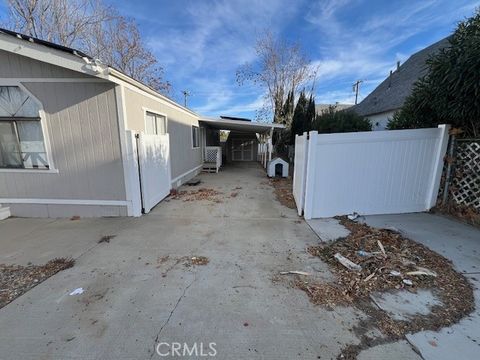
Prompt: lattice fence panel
<box><xmin>205</xmin><ymin>148</ymin><xmax>219</xmax><ymax>163</ymax></box>
<box><xmin>450</xmin><ymin>141</ymin><xmax>480</xmax><ymax>210</ymax></box>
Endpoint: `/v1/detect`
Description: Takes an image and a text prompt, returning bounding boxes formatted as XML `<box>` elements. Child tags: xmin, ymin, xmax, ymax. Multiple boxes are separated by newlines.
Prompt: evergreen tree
<box><xmin>305</xmin><ymin>94</ymin><xmax>316</xmax><ymax>133</ymax></box>
<box><xmin>290</xmin><ymin>91</ymin><xmax>308</xmax><ymax>144</ymax></box>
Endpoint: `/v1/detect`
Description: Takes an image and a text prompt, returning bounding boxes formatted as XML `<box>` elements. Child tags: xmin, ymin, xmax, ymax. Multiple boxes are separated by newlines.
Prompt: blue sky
<box><xmin>3</xmin><ymin>0</ymin><xmax>479</xmax><ymax>119</ymax></box>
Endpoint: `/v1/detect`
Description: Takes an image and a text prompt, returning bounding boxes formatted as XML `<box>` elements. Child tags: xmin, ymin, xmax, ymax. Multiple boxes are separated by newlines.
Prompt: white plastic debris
<box><xmin>334</xmin><ymin>253</ymin><xmax>362</xmax><ymax>271</ymax></box>
<box><xmin>390</xmin><ymin>270</ymin><xmax>402</xmax><ymax>277</ymax></box>
<box><xmin>347</xmin><ymin>212</ymin><xmax>360</xmax><ymax>221</ymax></box>
<box><xmin>69</xmin><ymin>288</ymin><xmax>84</xmax><ymax>296</ymax></box>
<box><xmin>402</xmin><ymin>279</ymin><xmax>413</xmax><ymax>286</ymax></box>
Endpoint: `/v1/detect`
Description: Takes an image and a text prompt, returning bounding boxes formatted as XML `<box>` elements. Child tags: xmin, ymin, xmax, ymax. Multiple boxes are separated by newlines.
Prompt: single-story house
<box><xmin>316</xmin><ymin>103</ymin><xmax>352</xmax><ymax>114</ymax></box>
<box><xmin>350</xmin><ymin>37</ymin><xmax>449</xmax><ymax>130</ymax></box>
<box><xmin>0</xmin><ymin>28</ymin><xmax>282</xmax><ymax>218</ymax></box>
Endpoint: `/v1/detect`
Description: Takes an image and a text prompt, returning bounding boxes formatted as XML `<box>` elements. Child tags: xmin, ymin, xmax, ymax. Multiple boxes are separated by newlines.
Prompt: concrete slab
<box><xmin>306</xmin><ymin>218</ymin><xmax>350</xmax><ymax>242</ymax></box>
<box><xmin>363</xmin><ymin>213</ymin><xmax>480</xmax><ymax>360</ymax></box>
<box><xmin>357</xmin><ymin>340</ymin><xmax>422</xmax><ymax>360</ymax></box>
<box><xmin>370</xmin><ymin>289</ymin><xmax>441</xmax><ymax>321</ymax></box>
<box><xmin>0</xmin><ymin>162</ymin><xmax>360</xmax><ymax>360</ymax></box>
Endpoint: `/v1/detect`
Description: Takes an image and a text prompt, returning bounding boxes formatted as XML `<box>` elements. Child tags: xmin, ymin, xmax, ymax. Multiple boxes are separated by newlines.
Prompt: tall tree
<box><xmin>305</xmin><ymin>94</ymin><xmax>316</xmax><ymax>133</ymax></box>
<box><xmin>290</xmin><ymin>91</ymin><xmax>308</xmax><ymax>144</ymax></box>
<box><xmin>4</xmin><ymin>0</ymin><xmax>171</xmax><ymax>95</ymax></box>
<box><xmin>236</xmin><ymin>31</ymin><xmax>316</xmax><ymax>125</ymax></box>
<box><xmin>387</xmin><ymin>9</ymin><xmax>480</xmax><ymax>137</ymax></box>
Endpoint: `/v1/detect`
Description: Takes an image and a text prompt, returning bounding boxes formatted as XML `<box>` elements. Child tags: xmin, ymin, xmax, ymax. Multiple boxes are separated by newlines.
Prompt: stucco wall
<box><xmin>367</xmin><ymin>110</ymin><xmax>397</xmax><ymax>131</ymax></box>
<box><xmin>122</xmin><ymin>87</ymin><xmax>202</xmax><ymax>182</ymax></box>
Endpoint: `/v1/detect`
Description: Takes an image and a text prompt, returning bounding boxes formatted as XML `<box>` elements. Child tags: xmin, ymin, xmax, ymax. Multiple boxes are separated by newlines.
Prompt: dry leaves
<box><xmin>0</xmin><ymin>258</ymin><xmax>75</xmax><ymax>308</ymax></box>
<box><xmin>269</xmin><ymin>177</ymin><xmax>296</xmax><ymax>209</ymax></box>
<box><xmin>171</xmin><ymin>188</ymin><xmax>223</xmax><ymax>203</ymax></box>
<box><xmin>300</xmin><ymin>218</ymin><xmax>474</xmax><ymax>338</ymax></box>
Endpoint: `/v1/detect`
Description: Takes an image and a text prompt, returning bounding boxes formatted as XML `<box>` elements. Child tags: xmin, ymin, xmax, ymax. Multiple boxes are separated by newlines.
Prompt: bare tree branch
<box><xmin>3</xmin><ymin>0</ymin><xmax>171</xmax><ymax>95</ymax></box>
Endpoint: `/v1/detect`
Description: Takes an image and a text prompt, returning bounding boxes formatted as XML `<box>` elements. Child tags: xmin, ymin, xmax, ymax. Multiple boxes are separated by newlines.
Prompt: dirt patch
<box><xmin>171</xmin><ymin>188</ymin><xmax>223</xmax><ymax>203</ymax></box>
<box><xmin>0</xmin><ymin>258</ymin><xmax>75</xmax><ymax>308</ymax></box>
<box><xmin>269</xmin><ymin>177</ymin><xmax>296</xmax><ymax>209</ymax></box>
<box><xmin>293</xmin><ymin>217</ymin><xmax>474</xmax><ymax>359</ymax></box>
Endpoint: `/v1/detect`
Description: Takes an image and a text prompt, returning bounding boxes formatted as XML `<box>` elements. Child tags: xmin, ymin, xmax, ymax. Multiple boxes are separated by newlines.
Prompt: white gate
<box><xmin>294</xmin><ymin>125</ymin><xmax>450</xmax><ymax>219</ymax></box>
<box><xmin>136</xmin><ymin>133</ymin><xmax>171</xmax><ymax>213</ymax></box>
<box><xmin>293</xmin><ymin>132</ymin><xmax>308</xmax><ymax>216</ymax></box>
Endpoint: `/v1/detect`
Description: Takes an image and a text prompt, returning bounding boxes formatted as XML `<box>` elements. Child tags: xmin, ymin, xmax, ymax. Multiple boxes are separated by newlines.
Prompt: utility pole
<box><xmin>181</xmin><ymin>90</ymin><xmax>191</xmax><ymax>107</ymax></box>
<box><xmin>352</xmin><ymin>80</ymin><xmax>363</xmax><ymax>104</ymax></box>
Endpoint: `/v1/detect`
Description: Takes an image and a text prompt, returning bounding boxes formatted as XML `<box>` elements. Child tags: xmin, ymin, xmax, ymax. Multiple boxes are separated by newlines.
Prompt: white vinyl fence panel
<box><xmin>137</xmin><ymin>133</ymin><xmax>171</xmax><ymax>213</ymax></box>
<box><xmin>294</xmin><ymin>125</ymin><xmax>449</xmax><ymax>219</ymax></box>
<box><xmin>293</xmin><ymin>132</ymin><xmax>308</xmax><ymax>216</ymax></box>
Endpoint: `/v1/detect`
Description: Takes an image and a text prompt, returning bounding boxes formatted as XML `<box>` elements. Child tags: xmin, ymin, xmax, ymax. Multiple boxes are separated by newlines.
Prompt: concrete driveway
<box><xmin>0</xmin><ymin>163</ymin><xmax>361</xmax><ymax>360</ymax></box>
<box><xmin>1</xmin><ymin>162</ymin><xmax>478</xmax><ymax>360</ymax></box>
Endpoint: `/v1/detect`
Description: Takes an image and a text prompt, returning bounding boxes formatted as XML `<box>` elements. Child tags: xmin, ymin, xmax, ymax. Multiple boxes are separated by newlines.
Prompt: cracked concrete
<box><xmin>0</xmin><ymin>162</ymin><xmax>361</xmax><ymax>360</ymax></box>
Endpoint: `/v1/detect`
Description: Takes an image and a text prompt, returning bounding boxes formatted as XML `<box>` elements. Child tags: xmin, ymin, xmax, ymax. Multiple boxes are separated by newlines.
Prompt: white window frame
<box><xmin>0</xmin><ymin>81</ymin><xmax>57</xmax><ymax>173</ymax></box>
<box><xmin>191</xmin><ymin>125</ymin><xmax>200</xmax><ymax>149</ymax></box>
<box><xmin>142</xmin><ymin>107</ymin><xmax>168</xmax><ymax>135</ymax></box>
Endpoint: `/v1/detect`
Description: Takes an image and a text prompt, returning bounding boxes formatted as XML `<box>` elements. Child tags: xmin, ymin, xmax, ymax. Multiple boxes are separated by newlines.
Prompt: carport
<box><xmin>198</xmin><ymin>117</ymin><xmax>284</xmax><ymax>171</ymax></box>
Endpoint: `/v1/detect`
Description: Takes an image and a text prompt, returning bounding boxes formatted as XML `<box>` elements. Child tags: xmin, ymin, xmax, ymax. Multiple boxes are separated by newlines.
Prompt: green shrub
<box><xmin>388</xmin><ymin>9</ymin><xmax>480</xmax><ymax>137</ymax></box>
<box><xmin>313</xmin><ymin>106</ymin><xmax>372</xmax><ymax>133</ymax></box>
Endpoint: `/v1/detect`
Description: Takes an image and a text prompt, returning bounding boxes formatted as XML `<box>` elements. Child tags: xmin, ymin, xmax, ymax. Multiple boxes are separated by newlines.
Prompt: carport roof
<box><xmin>199</xmin><ymin>117</ymin><xmax>284</xmax><ymax>133</ymax></box>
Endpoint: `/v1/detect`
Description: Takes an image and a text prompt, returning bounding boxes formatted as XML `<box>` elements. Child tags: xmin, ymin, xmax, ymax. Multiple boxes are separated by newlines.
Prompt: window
<box><xmin>0</xmin><ymin>86</ymin><xmax>48</xmax><ymax>169</ymax></box>
<box><xmin>145</xmin><ymin>111</ymin><xmax>167</xmax><ymax>135</ymax></box>
<box><xmin>192</xmin><ymin>125</ymin><xmax>200</xmax><ymax>148</ymax></box>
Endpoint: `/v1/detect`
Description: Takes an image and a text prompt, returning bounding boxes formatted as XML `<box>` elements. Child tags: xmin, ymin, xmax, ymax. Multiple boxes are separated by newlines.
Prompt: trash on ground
<box><xmin>334</xmin><ymin>253</ymin><xmax>362</xmax><ymax>271</ymax></box>
<box><xmin>69</xmin><ymin>287</ymin><xmax>84</xmax><ymax>296</ymax></box>
<box><xmin>347</xmin><ymin>212</ymin><xmax>360</xmax><ymax>221</ymax></box>
<box><xmin>279</xmin><ymin>271</ymin><xmax>311</xmax><ymax>276</ymax></box>
<box><xmin>402</xmin><ymin>279</ymin><xmax>413</xmax><ymax>286</ymax></box>
<box><xmin>390</xmin><ymin>270</ymin><xmax>402</xmax><ymax>277</ymax></box>
<box><xmin>0</xmin><ymin>258</ymin><xmax>75</xmax><ymax>308</ymax></box>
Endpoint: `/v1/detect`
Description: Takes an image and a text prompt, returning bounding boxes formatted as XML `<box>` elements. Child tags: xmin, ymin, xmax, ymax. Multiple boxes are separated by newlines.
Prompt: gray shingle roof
<box><xmin>351</xmin><ymin>37</ymin><xmax>450</xmax><ymax>116</ymax></box>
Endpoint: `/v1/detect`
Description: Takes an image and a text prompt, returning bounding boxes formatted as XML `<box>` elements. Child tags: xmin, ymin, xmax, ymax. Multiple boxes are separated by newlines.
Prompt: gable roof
<box><xmin>351</xmin><ymin>37</ymin><xmax>450</xmax><ymax>116</ymax></box>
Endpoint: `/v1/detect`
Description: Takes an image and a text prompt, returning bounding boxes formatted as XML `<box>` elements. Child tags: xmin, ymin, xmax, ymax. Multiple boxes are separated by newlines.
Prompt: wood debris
<box><xmin>299</xmin><ymin>217</ymin><xmax>474</xmax><ymax>340</ymax></box>
<box><xmin>279</xmin><ymin>271</ymin><xmax>311</xmax><ymax>276</ymax></box>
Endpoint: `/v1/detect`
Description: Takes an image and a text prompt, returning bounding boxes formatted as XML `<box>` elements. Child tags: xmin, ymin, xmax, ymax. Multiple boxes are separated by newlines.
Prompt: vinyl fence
<box><xmin>294</xmin><ymin>125</ymin><xmax>450</xmax><ymax>219</ymax></box>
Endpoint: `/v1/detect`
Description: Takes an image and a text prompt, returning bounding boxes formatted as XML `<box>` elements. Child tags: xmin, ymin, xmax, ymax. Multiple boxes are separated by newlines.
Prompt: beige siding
<box><xmin>0</xmin><ymin>81</ymin><xmax>126</xmax><ymax>201</ymax></box>
<box><xmin>123</xmin><ymin>87</ymin><xmax>202</xmax><ymax>181</ymax></box>
<box><xmin>0</xmin><ymin>49</ymin><xmax>89</xmax><ymax>78</ymax></box>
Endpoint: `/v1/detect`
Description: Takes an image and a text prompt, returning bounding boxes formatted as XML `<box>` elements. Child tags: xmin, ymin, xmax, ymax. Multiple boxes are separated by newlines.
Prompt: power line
<box><xmin>352</xmin><ymin>80</ymin><xmax>364</xmax><ymax>105</ymax></box>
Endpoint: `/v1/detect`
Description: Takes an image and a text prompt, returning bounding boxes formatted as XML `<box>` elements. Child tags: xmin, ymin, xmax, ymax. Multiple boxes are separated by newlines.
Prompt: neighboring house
<box><xmin>0</xmin><ymin>28</ymin><xmax>282</xmax><ymax>218</ymax></box>
<box><xmin>350</xmin><ymin>37</ymin><xmax>450</xmax><ymax>130</ymax></box>
<box><xmin>316</xmin><ymin>103</ymin><xmax>352</xmax><ymax>114</ymax></box>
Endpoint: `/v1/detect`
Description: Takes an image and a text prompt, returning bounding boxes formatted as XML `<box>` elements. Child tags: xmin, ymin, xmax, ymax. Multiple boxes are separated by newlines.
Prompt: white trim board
<box><xmin>171</xmin><ymin>164</ymin><xmax>203</xmax><ymax>185</ymax></box>
<box><xmin>0</xmin><ymin>198</ymin><xmax>129</xmax><ymax>206</ymax></box>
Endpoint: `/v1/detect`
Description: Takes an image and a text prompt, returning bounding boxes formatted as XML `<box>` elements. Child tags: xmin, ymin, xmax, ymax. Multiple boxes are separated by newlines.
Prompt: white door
<box><xmin>232</xmin><ymin>139</ymin><xmax>254</xmax><ymax>161</ymax></box>
<box><xmin>137</xmin><ymin>133</ymin><xmax>171</xmax><ymax>213</ymax></box>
